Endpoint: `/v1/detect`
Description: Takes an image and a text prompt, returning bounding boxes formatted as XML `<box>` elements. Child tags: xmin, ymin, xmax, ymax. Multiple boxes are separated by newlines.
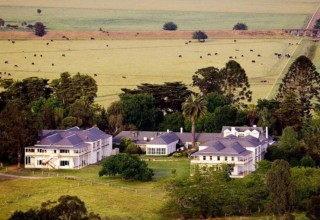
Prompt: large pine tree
<box><xmin>277</xmin><ymin>56</ymin><xmax>320</xmax><ymax>118</ymax></box>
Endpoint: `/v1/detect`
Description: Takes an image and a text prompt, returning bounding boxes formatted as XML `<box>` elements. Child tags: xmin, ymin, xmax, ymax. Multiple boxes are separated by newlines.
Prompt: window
<box><xmin>25</xmin><ymin>148</ymin><xmax>35</xmax><ymax>152</ymax></box>
<box><xmin>231</xmin><ymin>157</ymin><xmax>234</xmax><ymax>161</ymax></box>
<box><xmin>54</xmin><ymin>150</ymin><xmax>56</xmax><ymax>153</ymax></box>
<box><xmin>37</xmin><ymin>149</ymin><xmax>47</xmax><ymax>153</ymax></box>
<box><xmin>203</xmin><ymin>156</ymin><xmax>206</xmax><ymax>160</ymax></box>
<box><xmin>60</xmin><ymin>149</ymin><xmax>69</xmax><ymax>153</ymax></box>
<box><xmin>210</xmin><ymin>156</ymin><xmax>212</xmax><ymax>160</ymax></box>
<box><xmin>26</xmin><ymin>156</ymin><xmax>31</xmax><ymax>165</ymax></box>
<box><xmin>37</xmin><ymin>160</ymin><xmax>42</xmax><ymax>165</ymax></box>
<box><xmin>147</xmin><ymin>148</ymin><xmax>166</xmax><ymax>155</ymax></box>
<box><xmin>60</xmin><ymin>161</ymin><xmax>69</xmax><ymax>166</ymax></box>
<box><xmin>217</xmin><ymin>156</ymin><xmax>220</xmax><ymax>161</ymax></box>
<box><xmin>74</xmin><ymin>149</ymin><xmax>79</xmax><ymax>154</ymax></box>
<box><xmin>225</xmin><ymin>156</ymin><xmax>228</xmax><ymax>161</ymax></box>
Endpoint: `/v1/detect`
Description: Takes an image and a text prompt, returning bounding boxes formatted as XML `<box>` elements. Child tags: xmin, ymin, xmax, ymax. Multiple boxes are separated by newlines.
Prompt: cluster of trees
<box><xmin>9</xmin><ymin>195</ymin><xmax>102</xmax><ymax>220</ymax></box>
<box><xmin>0</xmin><ymin>73</ymin><xmax>107</xmax><ymax>165</ymax></box>
<box><xmin>0</xmin><ymin>17</ymin><xmax>46</xmax><ymax>36</ymax></box>
<box><xmin>99</xmin><ymin>153</ymin><xmax>154</xmax><ymax>181</ymax></box>
<box><xmin>163</xmin><ymin>160</ymin><xmax>320</xmax><ymax>219</ymax></box>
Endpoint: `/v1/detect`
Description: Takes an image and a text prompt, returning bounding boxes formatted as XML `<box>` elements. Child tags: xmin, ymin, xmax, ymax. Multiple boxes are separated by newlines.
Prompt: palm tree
<box><xmin>182</xmin><ymin>94</ymin><xmax>207</xmax><ymax>149</ymax></box>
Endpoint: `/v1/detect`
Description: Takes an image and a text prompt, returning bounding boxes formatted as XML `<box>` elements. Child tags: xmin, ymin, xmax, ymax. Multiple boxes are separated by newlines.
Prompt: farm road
<box><xmin>0</xmin><ymin>173</ymin><xmax>51</xmax><ymax>179</ymax></box>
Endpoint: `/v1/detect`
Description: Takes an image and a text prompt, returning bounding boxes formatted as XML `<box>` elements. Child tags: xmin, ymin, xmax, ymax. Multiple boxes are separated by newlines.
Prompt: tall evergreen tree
<box><xmin>277</xmin><ymin>56</ymin><xmax>320</xmax><ymax>118</ymax></box>
<box><xmin>266</xmin><ymin>160</ymin><xmax>296</xmax><ymax>218</ymax></box>
<box><xmin>276</xmin><ymin>90</ymin><xmax>303</xmax><ymax>131</ymax></box>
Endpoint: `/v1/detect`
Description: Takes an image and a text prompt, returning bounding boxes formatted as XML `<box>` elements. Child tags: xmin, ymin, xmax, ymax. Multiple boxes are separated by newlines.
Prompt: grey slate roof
<box><xmin>36</xmin><ymin>127</ymin><xmax>111</xmax><ymax>148</ymax></box>
<box><xmin>148</xmin><ymin>132</ymin><xmax>180</xmax><ymax>145</ymax></box>
<box><xmin>114</xmin><ymin>131</ymin><xmax>222</xmax><ymax>145</ymax></box>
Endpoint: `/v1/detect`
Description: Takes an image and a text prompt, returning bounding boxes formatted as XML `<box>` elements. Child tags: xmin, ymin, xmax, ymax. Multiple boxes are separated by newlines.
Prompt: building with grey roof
<box><xmin>190</xmin><ymin>126</ymin><xmax>273</xmax><ymax>178</ymax></box>
<box><xmin>25</xmin><ymin>127</ymin><xmax>112</xmax><ymax>169</ymax></box>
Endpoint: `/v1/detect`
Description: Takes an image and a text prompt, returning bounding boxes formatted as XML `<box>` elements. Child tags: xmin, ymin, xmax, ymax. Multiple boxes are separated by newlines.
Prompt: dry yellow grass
<box><xmin>0</xmin><ymin>38</ymin><xmax>301</xmax><ymax>107</ymax></box>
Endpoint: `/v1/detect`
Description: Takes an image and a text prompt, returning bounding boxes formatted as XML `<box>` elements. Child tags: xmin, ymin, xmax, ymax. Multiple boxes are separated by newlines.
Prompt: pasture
<box><xmin>0</xmin><ymin>38</ymin><xmax>301</xmax><ymax>107</ymax></box>
<box><xmin>0</xmin><ymin>158</ymin><xmax>189</xmax><ymax>219</ymax></box>
<box><xmin>0</xmin><ymin>0</ymin><xmax>318</xmax><ymax>31</ymax></box>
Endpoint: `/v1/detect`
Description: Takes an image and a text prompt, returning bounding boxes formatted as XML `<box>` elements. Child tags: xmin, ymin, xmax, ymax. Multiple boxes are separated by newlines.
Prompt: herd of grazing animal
<box><xmin>1</xmin><ymin>38</ymin><xmax>295</xmax><ymax>83</ymax></box>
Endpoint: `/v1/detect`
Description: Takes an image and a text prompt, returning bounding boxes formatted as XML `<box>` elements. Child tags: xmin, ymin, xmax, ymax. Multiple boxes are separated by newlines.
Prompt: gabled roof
<box><xmin>36</xmin><ymin>127</ymin><xmax>111</xmax><ymax>148</ymax></box>
<box><xmin>148</xmin><ymin>132</ymin><xmax>179</xmax><ymax>145</ymax></box>
<box><xmin>222</xmin><ymin>126</ymin><xmax>264</xmax><ymax>133</ymax></box>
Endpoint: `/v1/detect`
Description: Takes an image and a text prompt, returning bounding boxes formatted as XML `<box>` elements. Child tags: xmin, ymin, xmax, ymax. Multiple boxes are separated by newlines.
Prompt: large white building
<box><xmin>115</xmin><ymin>126</ymin><xmax>273</xmax><ymax>177</ymax></box>
<box><xmin>25</xmin><ymin>127</ymin><xmax>112</xmax><ymax>169</ymax></box>
<box><xmin>190</xmin><ymin>126</ymin><xmax>272</xmax><ymax>178</ymax></box>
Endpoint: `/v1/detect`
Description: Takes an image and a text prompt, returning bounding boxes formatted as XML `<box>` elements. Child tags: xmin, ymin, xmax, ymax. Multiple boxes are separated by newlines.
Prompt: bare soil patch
<box><xmin>0</xmin><ymin>30</ymin><xmax>291</xmax><ymax>40</ymax></box>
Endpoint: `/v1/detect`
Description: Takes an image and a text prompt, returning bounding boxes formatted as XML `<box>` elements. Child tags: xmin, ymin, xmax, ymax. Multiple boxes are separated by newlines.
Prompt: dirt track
<box><xmin>0</xmin><ymin>30</ymin><xmax>291</xmax><ymax>40</ymax></box>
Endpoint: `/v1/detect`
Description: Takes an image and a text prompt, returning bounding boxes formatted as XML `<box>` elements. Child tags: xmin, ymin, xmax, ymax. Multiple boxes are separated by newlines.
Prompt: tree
<box><xmin>277</xmin><ymin>56</ymin><xmax>320</xmax><ymax>118</ymax></box>
<box><xmin>307</xmin><ymin>196</ymin><xmax>320</xmax><ymax>220</ymax></box>
<box><xmin>121</xmin><ymin>94</ymin><xmax>157</xmax><ymax>130</ymax></box>
<box><xmin>121</xmin><ymin>82</ymin><xmax>191</xmax><ymax>113</ymax></box>
<box><xmin>192</xmin><ymin>30</ymin><xmax>208</xmax><ymax>42</ymax></box>
<box><xmin>9</xmin><ymin>195</ymin><xmax>101</xmax><ymax>220</ymax></box>
<box><xmin>0</xmin><ymin>18</ymin><xmax>5</xmax><ymax>27</ymax></box>
<box><xmin>192</xmin><ymin>61</ymin><xmax>252</xmax><ymax>106</ymax></box>
<box><xmin>0</xmin><ymin>101</ymin><xmax>38</xmax><ymax>167</ymax></box>
<box><xmin>99</xmin><ymin>153</ymin><xmax>154</xmax><ymax>181</ymax></box>
<box><xmin>246</xmin><ymin>104</ymin><xmax>258</xmax><ymax>126</ymax></box>
<box><xmin>37</xmin><ymin>9</ymin><xmax>42</xmax><ymax>15</ymax></box>
<box><xmin>61</xmin><ymin>116</ymin><xmax>83</xmax><ymax>129</ymax></box>
<box><xmin>0</xmin><ymin>77</ymin><xmax>51</xmax><ymax>105</ymax></box>
<box><xmin>51</xmin><ymin>72</ymin><xmax>97</xmax><ymax>106</ymax></box>
<box><xmin>276</xmin><ymin>90</ymin><xmax>303</xmax><ymax>131</ymax></box>
<box><xmin>182</xmin><ymin>94</ymin><xmax>207</xmax><ymax>148</ymax></box>
<box><xmin>159</xmin><ymin>111</ymin><xmax>185</xmax><ymax>132</ymax></box>
<box><xmin>220</xmin><ymin>60</ymin><xmax>252</xmax><ymax>105</ymax></box>
<box><xmin>266</xmin><ymin>160</ymin><xmax>296</xmax><ymax>218</ymax></box>
<box><xmin>206</xmin><ymin>92</ymin><xmax>229</xmax><ymax>113</ymax></box>
<box><xmin>163</xmin><ymin>22</ymin><xmax>178</xmax><ymax>31</ymax></box>
<box><xmin>107</xmin><ymin>101</ymin><xmax>124</xmax><ymax>134</ymax></box>
<box><xmin>34</xmin><ymin>22</ymin><xmax>46</xmax><ymax>37</ymax></box>
<box><xmin>233</xmin><ymin>23</ymin><xmax>248</xmax><ymax>30</ymax></box>
<box><xmin>192</xmin><ymin>67</ymin><xmax>221</xmax><ymax>96</ymax></box>
<box><xmin>68</xmin><ymin>96</ymin><xmax>94</xmax><ymax>128</ymax></box>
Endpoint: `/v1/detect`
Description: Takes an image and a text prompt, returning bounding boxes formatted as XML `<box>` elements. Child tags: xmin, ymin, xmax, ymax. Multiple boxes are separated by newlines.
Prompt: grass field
<box><xmin>0</xmin><ymin>0</ymin><xmax>318</xmax><ymax>31</ymax></box>
<box><xmin>0</xmin><ymin>38</ymin><xmax>301</xmax><ymax>107</ymax></box>
<box><xmin>0</xmin><ymin>158</ymin><xmax>309</xmax><ymax>220</ymax></box>
<box><xmin>0</xmin><ymin>157</ymin><xmax>189</xmax><ymax>219</ymax></box>
<box><xmin>0</xmin><ymin>6</ymin><xmax>311</xmax><ymax>31</ymax></box>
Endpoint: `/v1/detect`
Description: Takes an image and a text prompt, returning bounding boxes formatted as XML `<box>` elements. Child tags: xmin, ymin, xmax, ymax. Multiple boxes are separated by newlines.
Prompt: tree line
<box><xmin>162</xmin><ymin>159</ymin><xmax>320</xmax><ymax>219</ymax></box>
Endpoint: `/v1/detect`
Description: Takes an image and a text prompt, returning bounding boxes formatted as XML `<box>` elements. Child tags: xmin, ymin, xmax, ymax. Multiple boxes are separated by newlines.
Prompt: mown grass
<box><xmin>0</xmin><ymin>38</ymin><xmax>301</xmax><ymax>107</ymax></box>
<box><xmin>0</xmin><ymin>157</ymin><xmax>189</xmax><ymax>219</ymax></box>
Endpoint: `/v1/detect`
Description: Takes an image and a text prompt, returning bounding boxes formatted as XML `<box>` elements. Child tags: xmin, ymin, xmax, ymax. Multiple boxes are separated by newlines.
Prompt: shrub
<box><xmin>233</xmin><ymin>23</ymin><xmax>248</xmax><ymax>30</ymax></box>
<box><xmin>99</xmin><ymin>153</ymin><xmax>154</xmax><ymax>181</ymax></box>
<box><xmin>163</xmin><ymin>22</ymin><xmax>178</xmax><ymax>31</ymax></box>
<box><xmin>172</xmin><ymin>152</ymin><xmax>181</xmax><ymax>157</ymax></box>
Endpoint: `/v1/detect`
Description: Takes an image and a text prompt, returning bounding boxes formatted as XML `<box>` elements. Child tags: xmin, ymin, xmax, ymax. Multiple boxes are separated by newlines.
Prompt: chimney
<box><xmin>180</xmin><ymin>127</ymin><xmax>183</xmax><ymax>133</ymax></box>
<box><xmin>167</xmin><ymin>129</ymin><xmax>169</xmax><ymax>133</ymax></box>
<box><xmin>266</xmin><ymin>127</ymin><xmax>268</xmax><ymax>139</ymax></box>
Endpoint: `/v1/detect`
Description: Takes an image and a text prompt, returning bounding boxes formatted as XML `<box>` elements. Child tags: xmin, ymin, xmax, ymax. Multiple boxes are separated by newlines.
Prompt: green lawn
<box><xmin>0</xmin><ymin>38</ymin><xmax>301</xmax><ymax>107</ymax></box>
<box><xmin>0</xmin><ymin>157</ymin><xmax>189</xmax><ymax>219</ymax></box>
